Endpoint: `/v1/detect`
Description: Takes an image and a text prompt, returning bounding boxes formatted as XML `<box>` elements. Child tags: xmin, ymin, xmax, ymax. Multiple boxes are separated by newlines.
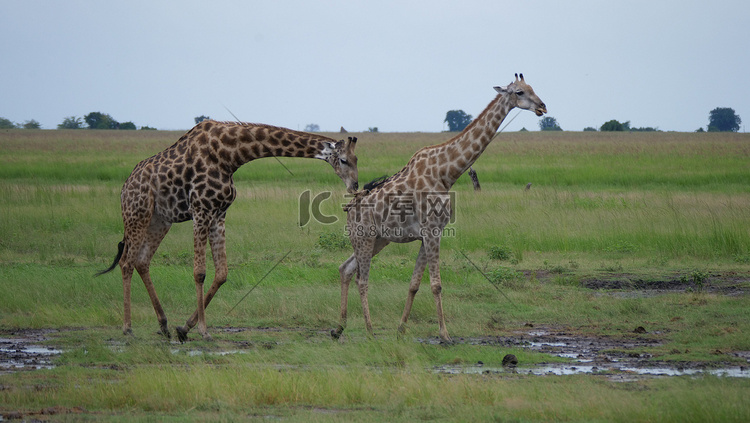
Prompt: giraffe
<box><xmin>97</xmin><ymin>120</ymin><xmax>359</xmax><ymax>342</ymax></box>
<box><xmin>333</xmin><ymin>74</ymin><xmax>545</xmax><ymax>342</ymax></box>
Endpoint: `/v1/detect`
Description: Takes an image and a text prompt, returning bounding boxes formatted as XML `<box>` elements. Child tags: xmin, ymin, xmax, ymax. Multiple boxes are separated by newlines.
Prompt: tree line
<box><xmin>2</xmin><ymin>107</ymin><xmax>743</xmax><ymax>132</ymax></box>
<box><xmin>444</xmin><ymin>107</ymin><xmax>742</xmax><ymax>132</ymax></box>
<box><xmin>0</xmin><ymin>112</ymin><xmax>156</xmax><ymax>130</ymax></box>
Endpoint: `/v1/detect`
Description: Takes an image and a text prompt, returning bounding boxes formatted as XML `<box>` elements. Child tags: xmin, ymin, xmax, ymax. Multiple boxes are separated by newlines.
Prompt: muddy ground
<box><xmin>2</xmin><ymin>275</ymin><xmax>749</xmax><ymax>380</ymax></box>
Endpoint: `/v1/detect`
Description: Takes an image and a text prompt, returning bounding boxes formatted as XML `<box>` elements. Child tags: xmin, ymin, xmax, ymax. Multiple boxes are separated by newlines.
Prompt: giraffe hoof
<box><xmin>159</xmin><ymin>325</ymin><xmax>171</xmax><ymax>339</ymax></box>
<box><xmin>175</xmin><ymin>326</ymin><xmax>189</xmax><ymax>343</ymax></box>
<box><xmin>330</xmin><ymin>326</ymin><xmax>344</xmax><ymax>340</ymax></box>
<box><xmin>122</xmin><ymin>327</ymin><xmax>133</xmax><ymax>336</ymax></box>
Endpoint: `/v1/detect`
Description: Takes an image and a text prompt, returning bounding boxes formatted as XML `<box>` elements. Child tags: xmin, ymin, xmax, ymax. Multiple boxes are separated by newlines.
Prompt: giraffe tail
<box><xmin>94</xmin><ymin>241</ymin><xmax>125</xmax><ymax>277</ymax></box>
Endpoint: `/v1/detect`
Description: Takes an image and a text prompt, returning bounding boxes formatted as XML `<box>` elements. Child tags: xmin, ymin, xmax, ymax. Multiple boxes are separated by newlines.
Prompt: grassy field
<box><xmin>1</xmin><ymin>128</ymin><xmax>749</xmax><ymax>421</ymax></box>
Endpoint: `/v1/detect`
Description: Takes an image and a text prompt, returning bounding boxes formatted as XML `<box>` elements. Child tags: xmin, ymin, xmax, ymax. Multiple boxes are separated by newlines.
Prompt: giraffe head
<box><xmin>318</xmin><ymin>136</ymin><xmax>359</xmax><ymax>193</ymax></box>
<box><xmin>494</xmin><ymin>73</ymin><xmax>547</xmax><ymax>116</ymax></box>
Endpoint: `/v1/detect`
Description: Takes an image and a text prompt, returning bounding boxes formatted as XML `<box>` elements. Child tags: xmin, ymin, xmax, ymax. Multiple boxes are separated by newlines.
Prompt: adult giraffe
<box><xmin>334</xmin><ymin>74</ymin><xmax>545</xmax><ymax>342</ymax></box>
<box><xmin>97</xmin><ymin>120</ymin><xmax>358</xmax><ymax>341</ymax></box>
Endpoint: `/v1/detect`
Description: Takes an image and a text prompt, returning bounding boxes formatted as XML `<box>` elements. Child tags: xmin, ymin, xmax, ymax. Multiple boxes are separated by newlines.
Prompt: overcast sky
<box><xmin>2</xmin><ymin>0</ymin><xmax>748</xmax><ymax>132</ymax></box>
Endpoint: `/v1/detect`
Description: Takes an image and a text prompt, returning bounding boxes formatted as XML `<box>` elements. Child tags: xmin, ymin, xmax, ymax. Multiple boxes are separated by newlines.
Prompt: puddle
<box><xmin>3</xmin><ymin>327</ymin><xmax>749</xmax><ymax>379</ymax></box>
<box><xmin>436</xmin><ymin>363</ymin><xmax>750</xmax><ymax>379</ymax></box>
<box><xmin>427</xmin><ymin>327</ymin><xmax>750</xmax><ymax>379</ymax></box>
<box><xmin>0</xmin><ymin>332</ymin><xmax>62</xmax><ymax>372</ymax></box>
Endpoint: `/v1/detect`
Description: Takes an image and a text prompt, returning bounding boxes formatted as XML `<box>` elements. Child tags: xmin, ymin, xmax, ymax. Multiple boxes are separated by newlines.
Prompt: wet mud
<box><xmin>579</xmin><ymin>271</ymin><xmax>750</xmax><ymax>295</ymax></box>
<box><xmin>2</xmin><ymin>325</ymin><xmax>748</xmax><ymax>380</ymax></box>
<box><xmin>0</xmin><ymin>329</ymin><xmax>62</xmax><ymax>373</ymax></box>
<box><xmin>430</xmin><ymin>326</ymin><xmax>750</xmax><ymax>380</ymax></box>
<box><xmin>1</xmin><ymin>274</ymin><xmax>748</xmax><ymax>379</ymax></box>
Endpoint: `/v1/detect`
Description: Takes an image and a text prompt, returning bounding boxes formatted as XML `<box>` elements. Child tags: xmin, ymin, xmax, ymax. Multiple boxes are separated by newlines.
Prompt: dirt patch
<box><xmin>579</xmin><ymin>272</ymin><xmax>750</xmax><ymax>295</ymax></box>
<box><xmin>1</xmin><ymin>406</ymin><xmax>88</xmax><ymax>421</ymax></box>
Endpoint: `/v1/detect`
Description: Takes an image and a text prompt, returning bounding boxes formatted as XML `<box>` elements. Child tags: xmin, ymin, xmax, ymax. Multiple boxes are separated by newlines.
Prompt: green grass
<box><xmin>1</xmin><ymin>129</ymin><xmax>749</xmax><ymax>421</ymax></box>
<box><xmin>4</xmin><ymin>362</ymin><xmax>749</xmax><ymax>422</ymax></box>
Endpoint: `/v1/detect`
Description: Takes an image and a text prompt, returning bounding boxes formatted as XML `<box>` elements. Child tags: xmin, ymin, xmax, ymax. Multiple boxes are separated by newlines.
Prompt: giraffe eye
<box><xmin>516</xmin><ymin>90</ymin><xmax>524</xmax><ymax>96</ymax></box>
<box><xmin>339</xmin><ymin>158</ymin><xmax>349</xmax><ymax>166</ymax></box>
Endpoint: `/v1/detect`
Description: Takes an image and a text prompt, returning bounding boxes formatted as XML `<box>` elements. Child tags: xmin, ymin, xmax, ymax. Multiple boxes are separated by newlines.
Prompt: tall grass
<box><xmin>4</xmin><ymin>364</ymin><xmax>749</xmax><ymax>422</ymax></box>
<box><xmin>1</xmin><ymin>129</ymin><xmax>748</xmax><ymax>267</ymax></box>
<box><xmin>448</xmin><ymin>188</ymin><xmax>750</xmax><ymax>260</ymax></box>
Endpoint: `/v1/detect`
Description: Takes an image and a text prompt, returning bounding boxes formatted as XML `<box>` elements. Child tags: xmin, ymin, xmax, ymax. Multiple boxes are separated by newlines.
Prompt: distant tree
<box><xmin>140</xmin><ymin>125</ymin><xmax>157</xmax><ymax>130</ymax></box>
<box><xmin>600</xmin><ymin>119</ymin><xmax>624</xmax><ymax>131</ymax></box>
<box><xmin>0</xmin><ymin>117</ymin><xmax>16</xmax><ymax>129</ymax></box>
<box><xmin>119</xmin><ymin>121</ymin><xmax>137</xmax><ymax>130</ymax></box>
<box><xmin>58</xmin><ymin>116</ymin><xmax>84</xmax><ymax>129</ymax></box>
<box><xmin>194</xmin><ymin>115</ymin><xmax>210</xmax><ymax>124</ymax></box>
<box><xmin>444</xmin><ymin>110</ymin><xmax>473</xmax><ymax>132</ymax></box>
<box><xmin>85</xmin><ymin>112</ymin><xmax>119</xmax><ymax>129</ymax></box>
<box><xmin>707</xmin><ymin>107</ymin><xmax>741</xmax><ymax>132</ymax></box>
<box><xmin>518</xmin><ymin>127</ymin><xmax>528</xmax><ymax>132</ymax></box>
<box><xmin>304</xmin><ymin>123</ymin><xmax>320</xmax><ymax>132</ymax></box>
<box><xmin>21</xmin><ymin>120</ymin><xmax>41</xmax><ymax>129</ymax></box>
<box><xmin>539</xmin><ymin>116</ymin><xmax>562</xmax><ymax>131</ymax></box>
<box><xmin>583</xmin><ymin>127</ymin><xmax>597</xmax><ymax>132</ymax></box>
<box><xmin>695</xmin><ymin>127</ymin><xmax>705</xmax><ymax>133</ymax></box>
<box><xmin>367</xmin><ymin>127</ymin><xmax>379</xmax><ymax>133</ymax></box>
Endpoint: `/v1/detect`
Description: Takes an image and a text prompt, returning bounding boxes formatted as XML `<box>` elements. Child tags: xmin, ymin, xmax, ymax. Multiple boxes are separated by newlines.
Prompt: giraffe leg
<box><xmin>357</xmin><ymin>237</ymin><xmax>390</xmax><ymax>338</ymax></box>
<box><xmin>355</xmin><ymin>255</ymin><xmax>374</xmax><ymax>338</ymax></box>
<box><xmin>119</xmin><ymin>189</ymin><xmax>153</xmax><ymax>337</ymax></box>
<box><xmin>398</xmin><ymin>243</ymin><xmax>427</xmax><ymax>338</ymax></box>
<box><xmin>333</xmin><ymin>238</ymin><xmax>389</xmax><ymax>340</ymax></box>
<box><xmin>134</xmin><ymin>218</ymin><xmax>172</xmax><ymax>338</ymax></box>
<box><xmin>120</xmin><ymin>247</ymin><xmax>135</xmax><ymax>336</ymax></box>
<box><xmin>177</xmin><ymin>213</ymin><xmax>212</xmax><ymax>342</ymax></box>
<box><xmin>425</xmin><ymin>237</ymin><xmax>451</xmax><ymax>343</ymax></box>
<box><xmin>180</xmin><ymin>215</ymin><xmax>228</xmax><ymax>334</ymax></box>
<box><xmin>331</xmin><ymin>253</ymin><xmax>357</xmax><ymax>339</ymax></box>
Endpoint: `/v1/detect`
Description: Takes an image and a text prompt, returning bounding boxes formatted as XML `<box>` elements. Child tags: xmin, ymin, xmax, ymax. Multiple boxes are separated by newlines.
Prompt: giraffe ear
<box><xmin>494</xmin><ymin>85</ymin><xmax>509</xmax><ymax>94</ymax></box>
<box><xmin>346</xmin><ymin>136</ymin><xmax>357</xmax><ymax>152</ymax></box>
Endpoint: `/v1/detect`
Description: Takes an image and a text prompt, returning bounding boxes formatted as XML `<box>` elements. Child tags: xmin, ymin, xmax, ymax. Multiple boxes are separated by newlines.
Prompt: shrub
<box><xmin>488</xmin><ymin>266</ymin><xmax>522</xmax><ymax>285</ymax></box>
<box><xmin>488</xmin><ymin>245</ymin><xmax>513</xmax><ymax>261</ymax></box>
<box><xmin>317</xmin><ymin>232</ymin><xmax>349</xmax><ymax>251</ymax></box>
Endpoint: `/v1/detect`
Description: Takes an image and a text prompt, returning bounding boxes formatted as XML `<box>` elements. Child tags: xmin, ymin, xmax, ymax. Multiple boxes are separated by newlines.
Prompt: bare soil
<box><xmin>579</xmin><ymin>271</ymin><xmax>750</xmax><ymax>295</ymax></box>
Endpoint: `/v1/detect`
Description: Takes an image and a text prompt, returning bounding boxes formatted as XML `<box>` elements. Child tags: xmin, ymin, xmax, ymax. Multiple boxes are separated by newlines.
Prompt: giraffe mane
<box><xmin>204</xmin><ymin>120</ymin><xmax>341</xmax><ymax>143</ymax></box>
<box><xmin>363</xmin><ymin>174</ymin><xmax>390</xmax><ymax>191</ymax></box>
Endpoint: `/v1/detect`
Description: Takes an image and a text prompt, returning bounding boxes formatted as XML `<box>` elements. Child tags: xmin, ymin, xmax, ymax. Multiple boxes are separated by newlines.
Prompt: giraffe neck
<box><xmin>188</xmin><ymin>121</ymin><xmax>339</xmax><ymax>174</ymax></box>
<box><xmin>435</xmin><ymin>94</ymin><xmax>513</xmax><ymax>188</ymax></box>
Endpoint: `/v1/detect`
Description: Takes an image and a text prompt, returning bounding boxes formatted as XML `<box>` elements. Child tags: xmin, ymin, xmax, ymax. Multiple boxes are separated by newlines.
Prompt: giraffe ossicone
<box><xmin>97</xmin><ymin>120</ymin><xmax>358</xmax><ymax>341</ymax></box>
<box><xmin>334</xmin><ymin>74</ymin><xmax>546</xmax><ymax>343</ymax></box>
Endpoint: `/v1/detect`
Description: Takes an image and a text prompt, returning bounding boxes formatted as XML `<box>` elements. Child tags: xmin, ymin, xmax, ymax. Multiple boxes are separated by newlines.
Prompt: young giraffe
<box><xmin>97</xmin><ymin>120</ymin><xmax>359</xmax><ymax>342</ymax></box>
<box><xmin>333</xmin><ymin>74</ymin><xmax>545</xmax><ymax>342</ymax></box>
